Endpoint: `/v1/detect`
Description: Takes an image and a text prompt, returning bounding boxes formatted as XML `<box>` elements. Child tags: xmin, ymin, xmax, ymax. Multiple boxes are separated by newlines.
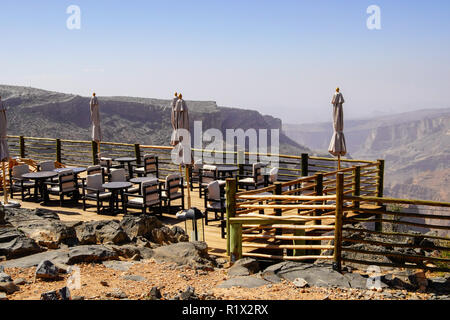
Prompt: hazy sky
<box><xmin>1</xmin><ymin>0</ymin><xmax>449</xmax><ymax>123</ymax></box>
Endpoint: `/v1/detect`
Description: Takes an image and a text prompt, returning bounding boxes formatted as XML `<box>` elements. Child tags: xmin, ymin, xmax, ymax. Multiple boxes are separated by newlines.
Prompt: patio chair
<box><xmin>198</xmin><ymin>165</ymin><xmax>225</xmax><ymax>198</ymax></box>
<box><xmin>110</xmin><ymin>168</ymin><xmax>139</xmax><ymax>194</ymax></box>
<box><xmin>81</xmin><ymin>173</ymin><xmax>112</xmax><ymax>214</ymax></box>
<box><xmin>267</xmin><ymin>167</ymin><xmax>279</xmax><ymax>184</ymax></box>
<box><xmin>133</xmin><ymin>155</ymin><xmax>158</xmax><ymax>178</ymax></box>
<box><xmin>238</xmin><ymin>163</ymin><xmax>265</xmax><ymax>190</ymax></box>
<box><xmin>204</xmin><ymin>180</ymin><xmax>226</xmax><ymax>238</ymax></box>
<box><xmin>9</xmin><ymin>164</ymin><xmax>34</xmax><ymax>200</ymax></box>
<box><xmin>86</xmin><ymin>165</ymin><xmax>106</xmax><ymax>182</ymax></box>
<box><xmin>161</xmin><ymin>174</ymin><xmax>184</xmax><ymax>213</ymax></box>
<box><xmin>124</xmin><ymin>178</ymin><xmax>162</xmax><ymax>216</ymax></box>
<box><xmin>189</xmin><ymin>159</ymin><xmax>203</xmax><ymax>191</ymax></box>
<box><xmin>47</xmin><ymin>170</ymin><xmax>78</xmax><ymax>206</ymax></box>
<box><xmin>38</xmin><ymin>161</ymin><xmax>56</xmax><ymax>171</ymax></box>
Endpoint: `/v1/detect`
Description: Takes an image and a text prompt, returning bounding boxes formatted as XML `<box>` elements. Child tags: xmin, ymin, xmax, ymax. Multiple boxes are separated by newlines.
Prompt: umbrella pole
<box><xmin>185</xmin><ymin>165</ymin><xmax>191</xmax><ymax>209</ymax></box>
<box><xmin>338</xmin><ymin>155</ymin><xmax>341</xmax><ymax>170</ymax></box>
<box><xmin>2</xmin><ymin>161</ymin><xmax>8</xmax><ymax>205</ymax></box>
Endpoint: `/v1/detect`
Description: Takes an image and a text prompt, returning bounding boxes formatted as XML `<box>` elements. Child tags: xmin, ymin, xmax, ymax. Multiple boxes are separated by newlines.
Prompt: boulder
<box><xmin>174</xmin><ymin>286</ymin><xmax>198</xmax><ymax>300</ymax></box>
<box><xmin>41</xmin><ymin>288</ymin><xmax>70</xmax><ymax>300</ymax></box>
<box><xmin>228</xmin><ymin>258</ymin><xmax>260</xmax><ymax>277</ymax></box>
<box><xmin>75</xmin><ymin>221</ymin><xmax>129</xmax><ymax>245</ymax></box>
<box><xmin>67</xmin><ymin>245</ymin><xmax>118</xmax><ymax>264</ymax></box>
<box><xmin>148</xmin><ymin>286</ymin><xmax>162</xmax><ymax>300</ymax></box>
<box><xmin>5</xmin><ymin>208</ymin><xmax>77</xmax><ymax>249</ymax></box>
<box><xmin>0</xmin><ymin>248</ymin><xmax>70</xmax><ymax>268</ymax></box>
<box><xmin>0</xmin><ymin>225</ymin><xmax>44</xmax><ymax>259</ymax></box>
<box><xmin>0</xmin><ymin>208</ymin><xmax>5</xmax><ymax>225</ymax></box>
<box><xmin>429</xmin><ymin>277</ymin><xmax>450</xmax><ymax>294</ymax></box>
<box><xmin>217</xmin><ymin>276</ymin><xmax>269</xmax><ymax>289</ymax></box>
<box><xmin>0</xmin><ymin>281</ymin><xmax>20</xmax><ymax>294</ymax></box>
<box><xmin>151</xmin><ymin>241</ymin><xmax>215</xmax><ymax>268</ymax></box>
<box><xmin>108</xmin><ymin>244</ymin><xmax>153</xmax><ymax>260</ymax></box>
<box><xmin>0</xmin><ymin>272</ymin><xmax>12</xmax><ymax>282</ymax></box>
<box><xmin>277</xmin><ymin>264</ymin><xmax>351</xmax><ymax>288</ymax></box>
<box><xmin>119</xmin><ymin>215</ymin><xmax>163</xmax><ymax>241</ymax></box>
<box><xmin>35</xmin><ymin>260</ymin><xmax>59</xmax><ymax>280</ymax></box>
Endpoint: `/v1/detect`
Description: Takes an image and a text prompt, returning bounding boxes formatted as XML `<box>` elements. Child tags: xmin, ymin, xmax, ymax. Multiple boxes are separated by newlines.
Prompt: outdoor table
<box><xmin>216</xmin><ymin>165</ymin><xmax>239</xmax><ymax>178</ymax></box>
<box><xmin>102</xmin><ymin>181</ymin><xmax>132</xmax><ymax>215</ymax></box>
<box><xmin>114</xmin><ymin>157</ymin><xmax>137</xmax><ymax>179</ymax></box>
<box><xmin>22</xmin><ymin>171</ymin><xmax>59</xmax><ymax>204</ymax></box>
<box><xmin>54</xmin><ymin>167</ymin><xmax>86</xmax><ymax>200</ymax></box>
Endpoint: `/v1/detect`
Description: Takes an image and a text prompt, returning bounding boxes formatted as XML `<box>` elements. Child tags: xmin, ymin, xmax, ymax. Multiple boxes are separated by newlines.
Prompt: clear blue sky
<box><xmin>1</xmin><ymin>0</ymin><xmax>449</xmax><ymax>123</ymax></box>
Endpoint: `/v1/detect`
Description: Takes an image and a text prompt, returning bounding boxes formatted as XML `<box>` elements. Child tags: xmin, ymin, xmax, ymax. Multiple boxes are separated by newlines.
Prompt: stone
<box><xmin>36</xmin><ymin>260</ymin><xmax>59</xmax><ymax>280</ymax></box>
<box><xmin>217</xmin><ymin>276</ymin><xmax>269</xmax><ymax>289</ymax></box>
<box><xmin>122</xmin><ymin>274</ymin><xmax>145</xmax><ymax>282</ymax></box>
<box><xmin>13</xmin><ymin>278</ymin><xmax>27</xmax><ymax>286</ymax></box>
<box><xmin>131</xmin><ymin>253</ymin><xmax>141</xmax><ymax>261</ymax></box>
<box><xmin>67</xmin><ymin>245</ymin><xmax>118</xmax><ymax>264</ymax></box>
<box><xmin>107</xmin><ymin>288</ymin><xmax>128</xmax><ymax>299</ymax></box>
<box><xmin>175</xmin><ymin>286</ymin><xmax>197</xmax><ymax>300</ymax></box>
<box><xmin>277</xmin><ymin>264</ymin><xmax>351</xmax><ymax>288</ymax></box>
<box><xmin>0</xmin><ymin>292</ymin><xmax>7</xmax><ymax>300</ymax></box>
<box><xmin>5</xmin><ymin>208</ymin><xmax>78</xmax><ymax>249</ymax></box>
<box><xmin>261</xmin><ymin>270</ymin><xmax>282</xmax><ymax>283</ymax></box>
<box><xmin>228</xmin><ymin>258</ymin><xmax>259</xmax><ymax>277</ymax></box>
<box><xmin>0</xmin><ymin>281</ymin><xmax>20</xmax><ymax>294</ymax></box>
<box><xmin>0</xmin><ymin>208</ymin><xmax>5</xmax><ymax>225</ymax></box>
<box><xmin>0</xmin><ymin>225</ymin><xmax>43</xmax><ymax>259</ymax></box>
<box><xmin>152</xmin><ymin>241</ymin><xmax>215</xmax><ymax>267</ymax></box>
<box><xmin>119</xmin><ymin>215</ymin><xmax>163</xmax><ymax>241</ymax></box>
<box><xmin>58</xmin><ymin>286</ymin><xmax>71</xmax><ymax>300</ymax></box>
<box><xmin>0</xmin><ymin>272</ymin><xmax>12</xmax><ymax>282</ymax></box>
<box><xmin>72</xmin><ymin>295</ymin><xmax>84</xmax><ymax>300</ymax></box>
<box><xmin>100</xmin><ymin>281</ymin><xmax>109</xmax><ymax>286</ymax></box>
<box><xmin>148</xmin><ymin>286</ymin><xmax>162</xmax><ymax>300</ymax></box>
<box><xmin>75</xmin><ymin>220</ymin><xmax>129</xmax><ymax>245</ymax></box>
<box><xmin>0</xmin><ymin>248</ymin><xmax>70</xmax><ymax>268</ymax></box>
<box><xmin>293</xmin><ymin>278</ymin><xmax>309</xmax><ymax>288</ymax></box>
<box><xmin>40</xmin><ymin>290</ymin><xmax>59</xmax><ymax>300</ymax></box>
<box><xmin>102</xmin><ymin>260</ymin><xmax>135</xmax><ymax>272</ymax></box>
<box><xmin>343</xmin><ymin>272</ymin><xmax>376</xmax><ymax>289</ymax></box>
<box><xmin>0</xmin><ymin>265</ymin><xmax>3</xmax><ymax>272</ymax></box>
<box><xmin>428</xmin><ymin>277</ymin><xmax>450</xmax><ymax>294</ymax></box>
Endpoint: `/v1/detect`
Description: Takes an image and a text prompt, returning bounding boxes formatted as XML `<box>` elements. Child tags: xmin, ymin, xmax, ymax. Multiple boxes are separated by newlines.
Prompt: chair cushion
<box><xmin>161</xmin><ymin>191</ymin><xmax>182</xmax><ymax>199</ymax></box>
<box><xmin>239</xmin><ymin>177</ymin><xmax>255</xmax><ymax>184</ymax></box>
<box><xmin>111</xmin><ymin>169</ymin><xmax>126</xmax><ymax>182</ymax></box>
<box><xmin>86</xmin><ymin>191</ymin><xmax>111</xmax><ymax>199</ymax></box>
<box><xmin>207</xmin><ymin>202</ymin><xmax>223</xmax><ymax>210</ymax></box>
<box><xmin>207</xmin><ymin>181</ymin><xmax>221</xmax><ymax>201</ymax></box>
<box><xmin>87</xmin><ymin>174</ymin><xmax>103</xmax><ymax>191</ymax></box>
<box><xmin>269</xmin><ymin>167</ymin><xmax>279</xmax><ymax>183</ymax></box>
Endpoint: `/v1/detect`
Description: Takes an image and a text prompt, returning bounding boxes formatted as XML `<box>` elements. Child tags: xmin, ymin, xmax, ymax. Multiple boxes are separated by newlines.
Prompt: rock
<box><xmin>0</xmin><ymin>272</ymin><xmax>12</xmax><ymax>282</ymax></box>
<box><xmin>277</xmin><ymin>263</ymin><xmax>351</xmax><ymax>288</ymax></box>
<box><xmin>0</xmin><ymin>292</ymin><xmax>7</xmax><ymax>300</ymax></box>
<box><xmin>261</xmin><ymin>270</ymin><xmax>282</xmax><ymax>283</ymax></box>
<box><xmin>0</xmin><ymin>225</ymin><xmax>43</xmax><ymax>259</ymax></box>
<box><xmin>293</xmin><ymin>278</ymin><xmax>309</xmax><ymax>288</ymax></box>
<box><xmin>152</xmin><ymin>241</ymin><xmax>215</xmax><ymax>268</ymax></box>
<box><xmin>72</xmin><ymin>295</ymin><xmax>84</xmax><ymax>300</ymax></box>
<box><xmin>135</xmin><ymin>236</ymin><xmax>154</xmax><ymax>248</ymax></box>
<box><xmin>36</xmin><ymin>260</ymin><xmax>60</xmax><ymax>280</ymax></box>
<box><xmin>119</xmin><ymin>215</ymin><xmax>163</xmax><ymax>241</ymax></box>
<box><xmin>67</xmin><ymin>245</ymin><xmax>118</xmax><ymax>264</ymax></box>
<box><xmin>131</xmin><ymin>253</ymin><xmax>141</xmax><ymax>261</ymax></box>
<box><xmin>228</xmin><ymin>258</ymin><xmax>259</xmax><ymax>277</ymax></box>
<box><xmin>148</xmin><ymin>286</ymin><xmax>162</xmax><ymax>300</ymax></box>
<box><xmin>108</xmin><ymin>244</ymin><xmax>154</xmax><ymax>260</ymax></box>
<box><xmin>13</xmin><ymin>278</ymin><xmax>27</xmax><ymax>286</ymax></box>
<box><xmin>40</xmin><ymin>290</ymin><xmax>59</xmax><ymax>300</ymax></box>
<box><xmin>75</xmin><ymin>221</ymin><xmax>129</xmax><ymax>245</ymax></box>
<box><xmin>102</xmin><ymin>260</ymin><xmax>135</xmax><ymax>272</ymax></box>
<box><xmin>58</xmin><ymin>286</ymin><xmax>71</xmax><ymax>300</ymax></box>
<box><xmin>122</xmin><ymin>274</ymin><xmax>145</xmax><ymax>282</ymax></box>
<box><xmin>0</xmin><ymin>265</ymin><xmax>3</xmax><ymax>272</ymax></box>
<box><xmin>0</xmin><ymin>208</ymin><xmax>5</xmax><ymax>225</ymax></box>
<box><xmin>343</xmin><ymin>272</ymin><xmax>376</xmax><ymax>289</ymax></box>
<box><xmin>5</xmin><ymin>208</ymin><xmax>78</xmax><ymax>249</ymax></box>
<box><xmin>175</xmin><ymin>286</ymin><xmax>198</xmax><ymax>300</ymax></box>
<box><xmin>107</xmin><ymin>288</ymin><xmax>128</xmax><ymax>299</ymax></box>
<box><xmin>0</xmin><ymin>281</ymin><xmax>20</xmax><ymax>294</ymax></box>
<box><xmin>100</xmin><ymin>281</ymin><xmax>109</xmax><ymax>286</ymax></box>
<box><xmin>429</xmin><ymin>277</ymin><xmax>450</xmax><ymax>294</ymax></box>
<box><xmin>217</xmin><ymin>276</ymin><xmax>269</xmax><ymax>289</ymax></box>
<box><xmin>0</xmin><ymin>248</ymin><xmax>70</xmax><ymax>268</ymax></box>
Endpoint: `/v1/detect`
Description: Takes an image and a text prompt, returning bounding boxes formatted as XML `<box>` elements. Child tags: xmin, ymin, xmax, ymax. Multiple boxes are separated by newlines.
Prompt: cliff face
<box><xmin>283</xmin><ymin>108</ymin><xmax>450</xmax><ymax>202</ymax></box>
<box><xmin>0</xmin><ymin>85</ymin><xmax>308</xmax><ymax>155</ymax></box>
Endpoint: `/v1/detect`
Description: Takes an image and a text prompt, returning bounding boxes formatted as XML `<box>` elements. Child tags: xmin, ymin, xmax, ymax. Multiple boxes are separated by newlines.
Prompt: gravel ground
<box><xmin>3</xmin><ymin>258</ymin><xmax>445</xmax><ymax>300</ymax></box>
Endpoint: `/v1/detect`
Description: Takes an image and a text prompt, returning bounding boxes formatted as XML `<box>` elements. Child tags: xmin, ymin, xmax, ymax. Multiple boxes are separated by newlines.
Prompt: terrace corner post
<box><xmin>56</xmin><ymin>139</ymin><xmax>62</xmax><ymax>164</ymax></box>
<box><xmin>301</xmin><ymin>153</ymin><xmax>309</xmax><ymax>177</ymax></box>
<box><xmin>311</xmin><ymin>173</ymin><xmax>324</xmax><ymax>255</ymax></box>
<box><xmin>274</xmin><ymin>182</ymin><xmax>283</xmax><ymax>236</ymax></box>
<box><xmin>334</xmin><ymin>172</ymin><xmax>344</xmax><ymax>273</ymax></box>
<box><xmin>377</xmin><ymin>159</ymin><xmax>385</xmax><ymax>198</ymax></box>
<box><xmin>134</xmin><ymin>144</ymin><xmax>141</xmax><ymax>166</ymax></box>
<box><xmin>91</xmin><ymin>141</ymin><xmax>99</xmax><ymax>165</ymax></box>
<box><xmin>353</xmin><ymin>166</ymin><xmax>361</xmax><ymax>209</ymax></box>
<box><xmin>226</xmin><ymin>178</ymin><xmax>238</xmax><ymax>261</ymax></box>
<box><xmin>19</xmin><ymin>136</ymin><xmax>25</xmax><ymax>158</ymax></box>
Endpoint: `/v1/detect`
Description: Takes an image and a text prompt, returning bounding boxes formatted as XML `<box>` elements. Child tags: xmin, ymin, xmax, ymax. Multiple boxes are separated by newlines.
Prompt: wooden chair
<box><xmin>81</xmin><ymin>173</ymin><xmax>112</xmax><ymax>214</ymax></box>
<box><xmin>134</xmin><ymin>155</ymin><xmax>158</xmax><ymax>178</ymax></box>
<box><xmin>189</xmin><ymin>159</ymin><xmax>203</xmax><ymax>191</ymax></box>
<box><xmin>238</xmin><ymin>163</ymin><xmax>265</xmax><ymax>190</ymax></box>
<box><xmin>124</xmin><ymin>178</ymin><xmax>162</xmax><ymax>216</ymax></box>
<box><xmin>9</xmin><ymin>164</ymin><xmax>34</xmax><ymax>200</ymax></box>
<box><xmin>47</xmin><ymin>170</ymin><xmax>78</xmax><ymax>206</ymax></box>
<box><xmin>204</xmin><ymin>180</ymin><xmax>226</xmax><ymax>238</ymax></box>
<box><xmin>161</xmin><ymin>174</ymin><xmax>184</xmax><ymax>213</ymax></box>
<box><xmin>198</xmin><ymin>165</ymin><xmax>225</xmax><ymax>198</ymax></box>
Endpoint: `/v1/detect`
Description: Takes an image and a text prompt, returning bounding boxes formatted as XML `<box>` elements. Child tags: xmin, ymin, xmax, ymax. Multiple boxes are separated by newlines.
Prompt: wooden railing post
<box><xmin>310</xmin><ymin>173</ymin><xmax>324</xmax><ymax>255</ymax></box>
<box><xmin>353</xmin><ymin>166</ymin><xmax>361</xmax><ymax>209</ymax></box>
<box><xmin>334</xmin><ymin>172</ymin><xmax>344</xmax><ymax>272</ymax></box>
<box><xmin>19</xmin><ymin>136</ymin><xmax>25</xmax><ymax>158</ymax></box>
<box><xmin>377</xmin><ymin>159</ymin><xmax>384</xmax><ymax>198</ymax></box>
<box><xmin>91</xmin><ymin>141</ymin><xmax>99</xmax><ymax>165</ymax></box>
<box><xmin>134</xmin><ymin>144</ymin><xmax>141</xmax><ymax>166</ymax></box>
<box><xmin>301</xmin><ymin>153</ymin><xmax>309</xmax><ymax>177</ymax></box>
<box><xmin>274</xmin><ymin>182</ymin><xmax>283</xmax><ymax>236</ymax></box>
<box><xmin>226</xmin><ymin>178</ymin><xmax>237</xmax><ymax>258</ymax></box>
<box><xmin>56</xmin><ymin>139</ymin><xmax>62</xmax><ymax>163</ymax></box>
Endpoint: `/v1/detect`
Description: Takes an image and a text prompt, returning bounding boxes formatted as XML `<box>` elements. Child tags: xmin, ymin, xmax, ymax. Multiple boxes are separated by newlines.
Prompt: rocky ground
<box><xmin>1</xmin><ymin>207</ymin><xmax>449</xmax><ymax>300</ymax></box>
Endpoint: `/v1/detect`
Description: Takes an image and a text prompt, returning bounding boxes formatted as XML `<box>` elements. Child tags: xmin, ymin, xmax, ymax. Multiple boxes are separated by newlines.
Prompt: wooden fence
<box><xmin>227</xmin><ymin>173</ymin><xmax>450</xmax><ymax>273</ymax></box>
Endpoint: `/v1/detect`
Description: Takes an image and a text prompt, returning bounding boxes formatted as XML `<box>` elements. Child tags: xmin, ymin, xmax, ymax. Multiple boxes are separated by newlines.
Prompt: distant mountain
<box><xmin>284</xmin><ymin>108</ymin><xmax>450</xmax><ymax>202</ymax></box>
<box><xmin>0</xmin><ymin>84</ymin><xmax>309</xmax><ymax>156</ymax></box>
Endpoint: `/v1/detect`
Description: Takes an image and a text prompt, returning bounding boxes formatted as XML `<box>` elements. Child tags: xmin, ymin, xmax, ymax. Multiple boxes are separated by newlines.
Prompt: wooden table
<box><xmin>216</xmin><ymin>165</ymin><xmax>239</xmax><ymax>178</ymax></box>
<box><xmin>102</xmin><ymin>181</ymin><xmax>132</xmax><ymax>215</ymax></box>
<box><xmin>114</xmin><ymin>157</ymin><xmax>137</xmax><ymax>179</ymax></box>
<box><xmin>22</xmin><ymin>171</ymin><xmax>59</xmax><ymax>204</ymax></box>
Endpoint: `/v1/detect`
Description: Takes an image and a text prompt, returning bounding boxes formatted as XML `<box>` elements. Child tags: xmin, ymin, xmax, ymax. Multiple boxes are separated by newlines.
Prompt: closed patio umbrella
<box><xmin>328</xmin><ymin>88</ymin><xmax>347</xmax><ymax>170</ymax></box>
<box><xmin>170</xmin><ymin>92</ymin><xmax>178</xmax><ymax>145</ymax></box>
<box><xmin>0</xmin><ymin>97</ymin><xmax>19</xmax><ymax>207</ymax></box>
<box><xmin>90</xmin><ymin>93</ymin><xmax>102</xmax><ymax>153</ymax></box>
<box><xmin>173</xmin><ymin>93</ymin><xmax>192</xmax><ymax>208</ymax></box>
